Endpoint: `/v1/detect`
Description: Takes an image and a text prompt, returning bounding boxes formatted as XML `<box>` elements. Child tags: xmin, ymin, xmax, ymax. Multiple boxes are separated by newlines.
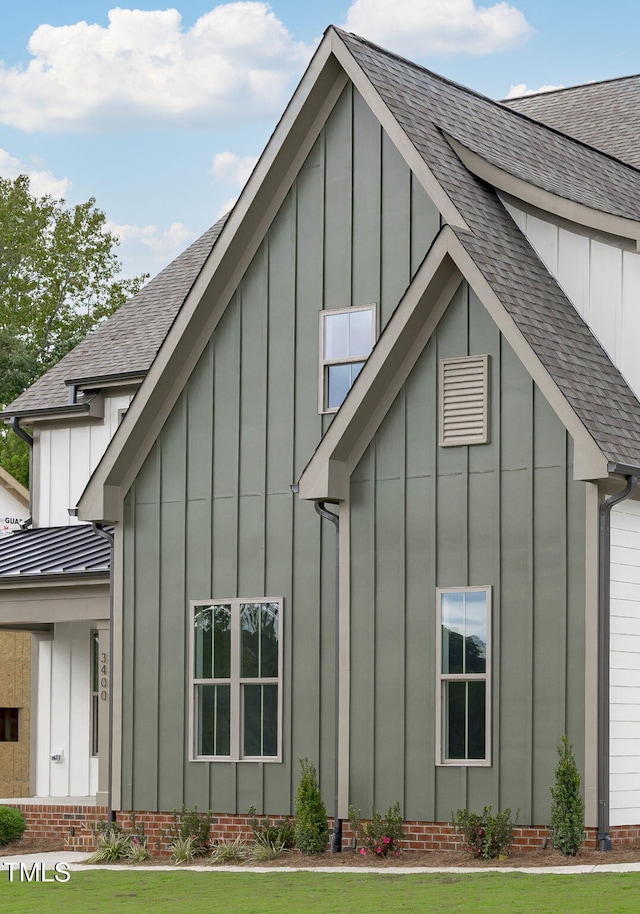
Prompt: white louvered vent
<box><xmin>439</xmin><ymin>355</ymin><xmax>490</xmax><ymax>446</ymax></box>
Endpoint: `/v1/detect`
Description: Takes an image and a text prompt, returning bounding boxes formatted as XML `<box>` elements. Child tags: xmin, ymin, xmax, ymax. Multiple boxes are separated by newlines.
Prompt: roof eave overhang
<box><xmin>445</xmin><ymin>134</ymin><xmax>640</xmax><ymax>252</ymax></box>
<box><xmin>0</xmin><ymin>570</ymin><xmax>109</xmax><ymax>590</ymax></box>
<box><xmin>297</xmin><ymin>225</ymin><xmax>610</xmax><ymax>502</ymax></box>
<box><xmin>1</xmin><ymin>393</ymin><xmax>105</xmax><ymax>426</ymax></box>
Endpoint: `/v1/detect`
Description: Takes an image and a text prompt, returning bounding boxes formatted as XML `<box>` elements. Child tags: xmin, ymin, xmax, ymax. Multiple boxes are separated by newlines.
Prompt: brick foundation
<box><xmin>4</xmin><ymin>803</ymin><xmax>640</xmax><ymax>854</ymax></box>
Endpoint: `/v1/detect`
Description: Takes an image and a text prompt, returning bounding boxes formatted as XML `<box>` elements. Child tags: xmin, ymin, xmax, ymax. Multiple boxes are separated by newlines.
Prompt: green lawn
<box><xmin>2</xmin><ymin>870</ymin><xmax>640</xmax><ymax>913</ymax></box>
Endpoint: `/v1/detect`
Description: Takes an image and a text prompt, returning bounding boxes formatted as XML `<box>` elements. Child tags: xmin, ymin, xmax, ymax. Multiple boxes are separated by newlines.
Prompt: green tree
<box><xmin>294</xmin><ymin>758</ymin><xmax>328</xmax><ymax>854</ymax></box>
<box><xmin>550</xmin><ymin>735</ymin><xmax>585</xmax><ymax>855</ymax></box>
<box><xmin>0</xmin><ymin>174</ymin><xmax>148</xmax><ymax>484</ymax></box>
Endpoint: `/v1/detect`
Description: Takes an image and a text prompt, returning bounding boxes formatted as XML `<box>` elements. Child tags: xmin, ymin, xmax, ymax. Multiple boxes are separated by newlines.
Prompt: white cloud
<box><xmin>0</xmin><ymin>4</ymin><xmax>313</xmax><ymax>132</ymax></box>
<box><xmin>0</xmin><ymin>147</ymin><xmax>71</xmax><ymax>197</ymax></box>
<box><xmin>506</xmin><ymin>83</ymin><xmax>564</xmax><ymax>99</ymax></box>
<box><xmin>212</xmin><ymin>151</ymin><xmax>258</xmax><ymax>187</ymax></box>
<box><xmin>216</xmin><ymin>196</ymin><xmax>238</xmax><ymax>219</ymax></box>
<box><xmin>342</xmin><ymin>0</ymin><xmax>533</xmax><ymax>57</ymax></box>
<box><xmin>105</xmin><ymin>220</ymin><xmax>196</xmax><ymax>276</ymax></box>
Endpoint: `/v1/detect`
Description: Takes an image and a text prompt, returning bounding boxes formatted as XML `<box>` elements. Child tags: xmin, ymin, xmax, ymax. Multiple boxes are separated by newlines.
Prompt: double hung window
<box><xmin>436</xmin><ymin>587</ymin><xmax>491</xmax><ymax>765</ymax></box>
<box><xmin>319</xmin><ymin>305</ymin><xmax>376</xmax><ymax>412</ymax></box>
<box><xmin>190</xmin><ymin>598</ymin><xmax>282</xmax><ymax>761</ymax></box>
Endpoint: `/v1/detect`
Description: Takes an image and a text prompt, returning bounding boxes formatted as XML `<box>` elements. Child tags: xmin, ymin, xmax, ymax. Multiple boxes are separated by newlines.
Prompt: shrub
<box><xmin>452</xmin><ymin>806</ymin><xmax>516</xmax><ymax>859</ymax></box>
<box><xmin>0</xmin><ymin>806</ymin><xmax>25</xmax><ymax>846</ymax></box>
<box><xmin>294</xmin><ymin>758</ymin><xmax>329</xmax><ymax>854</ymax></box>
<box><xmin>88</xmin><ymin>826</ymin><xmax>133</xmax><ymax>863</ymax></box>
<box><xmin>348</xmin><ymin>802</ymin><xmax>404</xmax><ymax>857</ymax></box>
<box><xmin>550</xmin><ymin>735</ymin><xmax>585</xmax><ymax>856</ymax></box>
<box><xmin>209</xmin><ymin>836</ymin><xmax>251</xmax><ymax>864</ymax></box>
<box><xmin>168</xmin><ymin>834</ymin><xmax>197</xmax><ymax>864</ymax></box>
<box><xmin>248</xmin><ymin>806</ymin><xmax>295</xmax><ymax>848</ymax></box>
<box><xmin>167</xmin><ymin>805</ymin><xmax>212</xmax><ymax>856</ymax></box>
<box><xmin>250</xmin><ymin>833</ymin><xmax>288</xmax><ymax>861</ymax></box>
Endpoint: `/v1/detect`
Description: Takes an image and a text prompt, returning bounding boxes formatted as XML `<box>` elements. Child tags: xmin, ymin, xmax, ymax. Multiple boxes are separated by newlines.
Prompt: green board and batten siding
<box><xmin>120</xmin><ymin>83</ymin><xmax>441</xmax><ymax>813</ymax></box>
<box><xmin>349</xmin><ymin>282</ymin><xmax>586</xmax><ymax>826</ymax></box>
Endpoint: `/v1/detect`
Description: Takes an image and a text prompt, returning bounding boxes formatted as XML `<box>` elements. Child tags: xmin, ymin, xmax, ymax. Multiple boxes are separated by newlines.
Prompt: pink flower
<box><xmin>376</xmin><ymin>847</ymin><xmax>382</xmax><ymax>854</ymax></box>
<box><xmin>359</xmin><ymin>847</ymin><xmax>367</xmax><ymax>856</ymax></box>
<box><xmin>383</xmin><ymin>836</ymin><xmax>390</xmax><ymax>844</ymax></box>
<box><xmin>395</xmin><ymin>851</ymin><xmax>400</xmax><ymax>857</ymax></box>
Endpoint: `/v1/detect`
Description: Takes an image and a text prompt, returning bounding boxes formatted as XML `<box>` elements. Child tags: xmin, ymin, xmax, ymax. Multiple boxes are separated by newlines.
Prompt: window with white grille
<box><xmin>439</xmin><ymin>355</ymin><xmax>489</xmax><ymax>446</ymax></box>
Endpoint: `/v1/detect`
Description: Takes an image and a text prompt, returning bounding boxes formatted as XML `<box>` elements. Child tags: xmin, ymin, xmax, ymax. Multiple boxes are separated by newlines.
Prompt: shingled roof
<box><xmin>2</xmin><ymin>214</ymin><xmax>228</xmax><ymax>416</ymax></box>
<box><xmin>337</xmin><ymin>29</ymin><xmax>640</xmax><ymax>467</ymax></box>
<box><xmin>504</xmin><ymin>76</ymin><xmax>640</xmax><ymax>170</ymax></box>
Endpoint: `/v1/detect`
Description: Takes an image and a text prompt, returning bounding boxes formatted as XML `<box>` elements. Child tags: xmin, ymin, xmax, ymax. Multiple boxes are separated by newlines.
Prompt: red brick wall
<box><xmin>4</xmin><ymin>803</ymin><xmax>639</xmax><ymax>854</ymax></box>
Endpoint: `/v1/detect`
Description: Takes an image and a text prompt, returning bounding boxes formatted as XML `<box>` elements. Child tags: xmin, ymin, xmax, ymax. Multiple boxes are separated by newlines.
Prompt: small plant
<box><xmin>248</xmin><ymin>806</ymin><xmax>295</xmax><ymax>849</ymax></box>
<box><xmin>348</xmin><ymin>802</ymin><xmax>405</xmax><ymax>857</ymax></box>
<box><xmin>88</xmin><ymin>826</ymin><xmax>133</xmax><ymax>863</ymax></box>
<box><xmin>294</xmin><ymin>758</ymin><xmax>329</xmax><ymax>854</ymax></box>
<box><xmin>166</xmin><ymin>805</ymin><xmax>212</xmax><ymax>856</ymax></box>
<box><xmin>169</xmin><ymin>834</ymin><xmax>198</xmax><ymax>863</ymax></box>
<box><xmin>452</xmin><ymin>806</ymin><xmax>516</xmax><ymax>859</ymax></box>
<box><xmin>0</xmin><ymin>806</ymin><xmax>26</xmax><ymax>846</ymax></box>
<box><xmin>209</xmin><ymin>836</ymin><xmax>251</xmax><ymax>864</ymax></box>
<box><xmin>550</xmin><ymin>735</ymin><xmax>585</xmax><ymax>856</ymax></box>
<box><xmin>126</xmin><ymin>837</ymin><xmax>150</xmax><ymax>863</ymax></box>
<box><xmin>250</xmin><ymin>833</ymin><xmax>288</xmax><ymax>861</ymax></box>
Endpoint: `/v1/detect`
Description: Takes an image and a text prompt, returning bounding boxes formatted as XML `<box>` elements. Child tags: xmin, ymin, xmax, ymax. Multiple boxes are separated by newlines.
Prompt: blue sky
<box><xmin>0</xmin><ymin>0</ymin><xmax>638</xmax><ymax>279</ymax></box>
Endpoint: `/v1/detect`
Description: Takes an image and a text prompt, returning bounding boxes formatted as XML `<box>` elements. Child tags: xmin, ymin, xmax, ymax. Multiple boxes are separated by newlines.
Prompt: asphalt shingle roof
<box><xmin>3</xmin><ymin>215</ymin><xmax>227</xmax><ymax>415</ymax></box>
<box><xmin>0</xmin><ymin>524</ymin><xmax>110</xmax><ymax>577</ymax></box>
<box><xmin>337</xmin><ymin>29</ymin><xmax>640</xmax><ymax>467</ymax></box>
<box><xmin>504</xmin><ymin>76</ymin><xmax>640</xmax><ymax>170</ymax></box>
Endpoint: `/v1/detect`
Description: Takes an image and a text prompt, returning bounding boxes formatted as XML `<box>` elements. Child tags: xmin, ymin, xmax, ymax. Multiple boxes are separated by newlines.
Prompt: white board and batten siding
<box><xmin>36</xmin><ymin>620</ymin><xmax>99</xmax><ymax>797</ymax></box>
<box><xmin>502</xmin><ymin>200</ymin><xmax>640</xmax><ymax>403</ymax></box>
<box><xmin>36</xmin><ymin>393</ymin><xmax>132</xmax><ymax>527</ymax></box>
<box><xmin>610</xmin><ymin>501</ymin><xmax>640</xmax><ymax>826</ymax></box>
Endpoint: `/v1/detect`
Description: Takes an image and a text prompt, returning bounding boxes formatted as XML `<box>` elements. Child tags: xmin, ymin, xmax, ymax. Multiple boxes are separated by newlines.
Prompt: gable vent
<box><xmin>439</xmin><ymin>355</ymin><xmax>490</xmax><ymax>446</ymax></box>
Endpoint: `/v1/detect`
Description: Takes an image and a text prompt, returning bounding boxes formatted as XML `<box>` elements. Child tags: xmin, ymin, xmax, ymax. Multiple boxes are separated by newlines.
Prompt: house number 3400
<box><xmin>100</xmin><ymin>652</ymin><xmax>108</xmax><ymax>701</ymax></box>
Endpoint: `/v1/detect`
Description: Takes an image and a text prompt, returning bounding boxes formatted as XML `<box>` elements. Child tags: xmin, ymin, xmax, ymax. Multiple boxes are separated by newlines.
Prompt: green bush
<box><xmin>550</xmin><ymin>735</ymin><xmax>584</xmax><ymax>855</ymax></box>
<box><xmin>248</xmin><ymin>807</ymin><xmax>295</xmax><ymax>848</ymax></box>
<box><xmin>0</xmin><ymin>806</ymin><xmax>25</xmax><ymax>846</ymax></box>
<box><xmin>293</xmin><ymin>758</ymin><xmax>329</xmax><ymax>854</ymax></box>
<box><xmin>167</xmin><ymin>805</ymin><xmax>212</xmax><ymax>856</ymax></box>
<box><xmin>348</xmin><ymin>802</ymin><xmax>405</xmax><ymax>857</ymax></box>
<box><xmin>452</xmin><ymin>806</ymin><xmax>516</xmax><ymax>859</ymax></box>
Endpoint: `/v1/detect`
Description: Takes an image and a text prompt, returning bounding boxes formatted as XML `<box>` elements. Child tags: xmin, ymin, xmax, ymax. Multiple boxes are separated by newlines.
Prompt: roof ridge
<box><xmin>503</xmin><ymin>72</ymin><xmax>640</xmax><ymax>103</ymax></box>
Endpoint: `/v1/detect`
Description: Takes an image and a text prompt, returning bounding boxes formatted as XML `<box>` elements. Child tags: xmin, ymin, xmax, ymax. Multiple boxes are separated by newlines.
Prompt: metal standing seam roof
<box><xmin>2</xmin><ymin>214</ymin><xmax>228</xmax><ymax>416</ymax></box>
<box><xmin>504</xmin><ymin>76</ymin><xmax>640</xmax><ymax>171</ymax></box>
<box><xmin>336</xmin><ymin>29</ymin><xmax>640</xmax><ymax>468</ymax></box>
<box><xmin>0</xmin><ymin>524</ymin><xmax>111</xmax><ymax>577</ymax></box>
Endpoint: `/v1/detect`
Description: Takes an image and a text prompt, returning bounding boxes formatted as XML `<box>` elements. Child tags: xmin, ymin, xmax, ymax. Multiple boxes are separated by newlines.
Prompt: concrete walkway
<box><xmin>2</xmin><ymin>851</ymin><xmax>640</xmax><ymax>875</ymax></box>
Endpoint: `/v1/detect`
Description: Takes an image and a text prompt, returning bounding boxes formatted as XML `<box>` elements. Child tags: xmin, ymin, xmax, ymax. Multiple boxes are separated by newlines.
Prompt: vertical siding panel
<box><xmin>323</xmin><ymin>85</ymin><xmax>352</xmax><ymax>312</ymax></box>
<box><xmin>121</xmin><ymin>494</ymin><xmax>136</xmax><ymax>809</ymax></box>
<box><xmin>498</xmin><ymin>346</ymin><xmax>534</xmax><ymax>822</ymax></box>
<box><xmin>157</xmin><ymin>396</ymin><xmax>188</xmax><ymax>811</ymax></box>
<box><xmin>410</xmin><ymin>172</ymin><xmax>440</xmax><ymax>277</ymax></box>
<box><xmin>352</xmin><ymin>89</ymin><xmax>381</xmax><ymax>307</ymax></box>
<box><xmin>565</xmin><ymin>438</ymin><xmax>586</xmax><ymax>777</ymax></box>
<box><xmin>131</xmin><ymin>448</ymin><xmax>161</xmax><ymax>811</ymax></box>
<box><xmin>380</xmin><ymin>131</ymin><xmax>411</xmax><ymax>327</ymax></box>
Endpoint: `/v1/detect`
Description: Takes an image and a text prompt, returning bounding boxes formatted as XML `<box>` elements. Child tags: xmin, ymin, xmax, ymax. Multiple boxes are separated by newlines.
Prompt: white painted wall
<box><xmin>610</xmin><ymin>500</ymin><xmax>640</xmax><ymax>826</ymax></box>
<box><xmin>35</xmin><ymin>393</ymin><xmax>132</xmax><ymax>527</ymax></box>
<box><xmin>503</xmin><ymin>200</ymin><xmax>640</xmax><ymax>400</ymax></box>
<box><xmin>0</xmin><ymin>483</ymin><xmax>28</xmax><ymax>535</ymax></box>
<box><xmin>35</xmin><ymin>620</ymin><xmax>100</xmax><ymax>798</ymax></box>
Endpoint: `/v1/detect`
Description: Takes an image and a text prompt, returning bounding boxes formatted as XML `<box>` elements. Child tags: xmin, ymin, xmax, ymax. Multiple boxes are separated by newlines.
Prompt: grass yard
<box><xmin>2</xmin><ymin>870</ymin><xmax>640</xmax><ymax>913</ymax></box>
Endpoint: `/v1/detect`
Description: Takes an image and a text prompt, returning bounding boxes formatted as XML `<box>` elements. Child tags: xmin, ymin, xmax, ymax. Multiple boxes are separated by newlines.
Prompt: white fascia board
<box><xmin>446</xmin><ymin>134</ymin><xmax>640</xmax><ymax>252</ymax></box>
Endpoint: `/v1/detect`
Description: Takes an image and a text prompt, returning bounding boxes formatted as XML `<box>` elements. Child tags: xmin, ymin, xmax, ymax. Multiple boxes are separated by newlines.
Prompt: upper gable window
<box><xmin>319</xmin><ymin>305</ymin><xmax>376</xmax><ymax>413</ymax></box>
<box><xmin>439</xmin><ymin>355</ymin><xmax>490</xmax><ymax>446</ymax></box>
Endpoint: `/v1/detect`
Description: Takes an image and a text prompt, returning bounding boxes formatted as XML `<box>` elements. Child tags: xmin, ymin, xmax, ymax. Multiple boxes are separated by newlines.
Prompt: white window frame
<box><xmin>435</xmin><ymin>586</ymin><xmax>491</xmax><ymax>767</ymax></box>
<box><xmin>318</xmin><ymin>304</ymin><xmax>377</xmax><ymax>414</ymax></box>
<box><xmin>188</xmin><ymin>597</ymin><xmax>284</xmax><ymax>762</ymax></box>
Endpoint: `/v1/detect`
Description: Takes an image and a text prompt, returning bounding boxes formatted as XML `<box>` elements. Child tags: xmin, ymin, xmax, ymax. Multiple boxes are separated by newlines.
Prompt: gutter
<box><xmin>314</xmin><ymin>501</ymin><xmax>343</xmax><ymax>853</ymax></box>
<box><xmin>10</xmin><ymin>418</ymin><xmax>33</xmax><ymax>528</ymax></box>
<box><xmin>92</xmin><ymin>522</ymin><xmax>116</xmax><ymax>825</ymax></box>
<box><xmin>597</xmin><ymin>467</ymin><xmax>639</xmax><ymax>850</ymax></box>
